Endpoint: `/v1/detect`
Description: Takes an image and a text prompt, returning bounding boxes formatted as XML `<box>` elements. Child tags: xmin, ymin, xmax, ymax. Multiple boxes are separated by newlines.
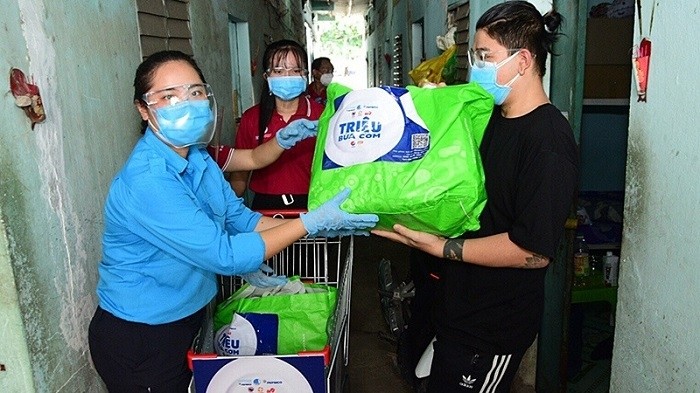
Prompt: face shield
<box><xmin>142</xmin><ymin>83</ymin><xmax>217</xmax><ymax>148</ymax></box>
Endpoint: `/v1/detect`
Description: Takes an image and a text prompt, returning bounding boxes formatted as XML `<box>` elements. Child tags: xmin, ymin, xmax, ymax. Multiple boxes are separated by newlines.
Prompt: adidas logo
<box><xmin>459</xmin><ymin>374</ymin><xmax>477</xmax><ymax>389</ymax></box>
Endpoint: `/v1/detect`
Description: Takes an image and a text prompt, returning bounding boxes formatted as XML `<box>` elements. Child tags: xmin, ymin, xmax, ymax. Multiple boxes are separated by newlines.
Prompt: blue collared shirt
<box><xmin>97</xmin><ymin>129</ymin><xmax>265</xmax><ymax>324</ymax></box>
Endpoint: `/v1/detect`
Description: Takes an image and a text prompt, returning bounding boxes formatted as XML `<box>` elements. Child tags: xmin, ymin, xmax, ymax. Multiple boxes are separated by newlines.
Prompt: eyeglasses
<box><xmin>468</xmin><ymin>48</ymin><xmax>522</xmax><ymax>68</ymax></box>
<box><xmin>142</xmin><ymin>83</ymin><xmax>213</xmax><ymax>108</ymax></box>
<box><xmin>267</xmin><ymin>67</ymin><xmax>308</xmax><ymax>77</ymax></box>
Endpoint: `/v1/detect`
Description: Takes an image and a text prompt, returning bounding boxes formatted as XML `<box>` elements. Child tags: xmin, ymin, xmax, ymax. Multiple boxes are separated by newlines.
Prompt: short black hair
<box><xmin>133</xmin><ymin>50</ymin><xmax>206</xmax><ymax>104</ymax></box>
<box><xmin>476</xmin><ymin>1</ymin><xmax>563</xmax><ymax>76</ymax></box>
<box><xmin>311</xmin><ymin>57</ymin><xmax>331</xmax><ymax>71</ymax></box>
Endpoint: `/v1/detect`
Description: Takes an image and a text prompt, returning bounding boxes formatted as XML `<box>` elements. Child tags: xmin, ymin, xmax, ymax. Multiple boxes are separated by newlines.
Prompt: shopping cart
<box><xmin>188</xmin><ymin>210</ymin><xmax>353</xmax><ymax>393</ymax></box>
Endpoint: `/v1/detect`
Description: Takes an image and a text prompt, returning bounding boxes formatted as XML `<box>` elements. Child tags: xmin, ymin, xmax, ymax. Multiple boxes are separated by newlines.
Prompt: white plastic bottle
<box><xmin>603</xmin><ymin>251</ymin><xmax>619</xmax><ymax>286</ymax></box>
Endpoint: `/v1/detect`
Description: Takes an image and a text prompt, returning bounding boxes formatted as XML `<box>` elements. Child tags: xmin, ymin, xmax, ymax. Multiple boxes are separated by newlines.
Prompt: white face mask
<box><xmin>320</xmin><ymin>73</ymin><xmax>333</xmax><ymax>86</ymax></box>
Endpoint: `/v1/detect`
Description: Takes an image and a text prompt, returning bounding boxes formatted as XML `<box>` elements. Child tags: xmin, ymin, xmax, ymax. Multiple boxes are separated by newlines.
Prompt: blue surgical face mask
<box><xmin>267</xmin><ymin>76</ymin><xmax>307</xmax><ymax>101</ymax></box>
<box><xmin>469</xmin><ymin>52</ymin><xmax>520</xmax><ymax>105</ymax></box>
<box><xmin>151</xmin><ymin>99</ymin><xmax>216</xmax><ymax>148</ymax></box>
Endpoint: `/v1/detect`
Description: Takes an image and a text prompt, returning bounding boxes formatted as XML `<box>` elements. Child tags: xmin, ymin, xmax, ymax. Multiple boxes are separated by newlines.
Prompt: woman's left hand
<box><xmin>276</xmin><ymin>119</ymin><xmax>318</xmax><ymax>149</ymax></box>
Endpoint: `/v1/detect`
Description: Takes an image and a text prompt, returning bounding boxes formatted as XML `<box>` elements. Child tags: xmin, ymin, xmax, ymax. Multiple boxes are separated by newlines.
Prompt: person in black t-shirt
<box><xmin>373</xmin><ymin>2</ymin><xmax>579</xmax><ymax>392</ymax></box>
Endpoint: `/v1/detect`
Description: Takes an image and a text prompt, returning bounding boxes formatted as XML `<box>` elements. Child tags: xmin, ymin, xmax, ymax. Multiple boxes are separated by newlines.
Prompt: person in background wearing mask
<box><xmin>306</xmin><ymin>56</ymin><xmax>334</xmax><ymax>106</ymax></box>
<box><xmin>373</xmin><ymin>2</ymin><xmax>579</xmax><ymax>392</ymax></box>
<box><xmin>88</xmin><ymin>50</ymin><xmax>378</xmax><ymax>392</ymax></box>
<box><xmin>227</xmin><ymin>39</ymin><xmax>321</xmax><ymax>210</ymax></box>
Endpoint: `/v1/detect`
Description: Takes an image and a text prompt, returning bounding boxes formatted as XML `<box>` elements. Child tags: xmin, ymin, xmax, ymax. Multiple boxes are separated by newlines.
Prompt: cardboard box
<box><xmin>583</xmin><ymin>64</ymin><xmax>632</xmax><ymax>99</ymax></box>
<box><xmin>585</xmin><ymin>18</ymin><xmax>635</xmax><ymax>65</ymax></box>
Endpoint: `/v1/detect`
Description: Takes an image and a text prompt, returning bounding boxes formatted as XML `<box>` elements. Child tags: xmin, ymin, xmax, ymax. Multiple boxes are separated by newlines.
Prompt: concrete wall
<box><xmin>611</xmin><ymin>1</ymin><xmax>700</xmax><ymax>391</ymax></box>
<box><xmin>0</xmin><ymin>1</ymin><xmax>304</xmax><ymax>391</ymax></box>
<box><xmin>1</xmin><ymin>2</ymin><xmax>140</xmax><ymax>391</ymax></box>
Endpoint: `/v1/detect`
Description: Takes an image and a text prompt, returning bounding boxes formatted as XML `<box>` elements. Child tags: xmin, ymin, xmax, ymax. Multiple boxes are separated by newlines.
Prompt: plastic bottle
<box><xmin>603</xmin><ymin>251</ymin><xmax>619</xmax><ymax>286</ymax></box>
<box><xmin>573</xmin><ymin>235</ymin><xmax>590</xmax><ymax>282</ymax></box>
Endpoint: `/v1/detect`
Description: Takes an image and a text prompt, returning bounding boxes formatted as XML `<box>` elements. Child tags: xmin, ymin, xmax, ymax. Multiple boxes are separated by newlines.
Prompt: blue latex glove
<box><xmin>276</xmin><ymin>119</ymin><xmax>318</xmax><ymax>149</ymax></box>
<box><xmin>300</xmin><ymin>188</ymin><xmax>379</xmax><ymax>237</ymax></box>
<box><xmin>241</xmin><ymin>264</ymin><xmax>288</xmax><ymax>288</ymax></box>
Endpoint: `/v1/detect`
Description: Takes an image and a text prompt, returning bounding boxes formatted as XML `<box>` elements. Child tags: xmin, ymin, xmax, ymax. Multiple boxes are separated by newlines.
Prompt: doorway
<box><xmin>567</xmin><ymin>3</ymin><xmax>633</xmax><ymax>391</ymax></box>
<box><xmin>228</xmin><ymin>16</ymin><xmax>254</xmax><ymax>127</ymax></box>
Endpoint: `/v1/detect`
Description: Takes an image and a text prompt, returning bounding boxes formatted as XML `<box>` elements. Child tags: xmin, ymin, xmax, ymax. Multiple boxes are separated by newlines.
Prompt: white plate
<box><xmin>205</xmin><ymin>357</ymin><xmax>313</xmax><ymax>393</ymax></box>
<box><xmin>215</xmin><ymin>314</ymin><xmax>258</xmax><ymax>356</ymax></box>
<box><xmin>324</xmin><ymin>88</ymin><xmax>404</xmax><ymax>167</ymax></box>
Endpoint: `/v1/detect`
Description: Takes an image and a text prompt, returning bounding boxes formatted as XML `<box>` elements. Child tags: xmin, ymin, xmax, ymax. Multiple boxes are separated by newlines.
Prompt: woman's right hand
<box><xmin>300</xmin><ymin>188</ymin><xmax>379</xmax><ymax>237</ymax></box>
<box><xmin>241</xmin><ymin>263</ymin><xmax>288</xmax><ymax>288</ymax></box>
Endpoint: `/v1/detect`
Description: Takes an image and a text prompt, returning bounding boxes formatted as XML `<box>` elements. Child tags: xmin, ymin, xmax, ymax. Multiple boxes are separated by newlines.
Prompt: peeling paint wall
<box><xmin>1</xmin><ymin>0</ymin><xmax>140</xmax><ymax>391</ymax></box>
<box><xmin>0</xmin><ymin>1</ymin><xmax>306</xmax><ymax>391</ymax></box>
<box><xmin>0</xmin><ymin>220</ymin><xmax>34</xmax><ymax>393</ymax></box>
<box><xmin>610</xmin><ymin>1</ymin><xmax>700</xmax><ymax>391</ymax></box>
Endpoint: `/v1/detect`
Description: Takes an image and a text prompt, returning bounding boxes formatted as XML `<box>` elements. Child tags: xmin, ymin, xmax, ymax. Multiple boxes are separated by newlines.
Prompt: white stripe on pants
<box><xmin>479</xmin><ymin>354</ymin><xmax>512</xmax><ymax>393</ymax></box>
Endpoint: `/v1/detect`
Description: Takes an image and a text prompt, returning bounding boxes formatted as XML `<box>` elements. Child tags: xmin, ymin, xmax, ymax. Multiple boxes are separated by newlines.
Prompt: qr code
<box><xmin>411</xmin><ymin>133</ymin><xmax>430</xmax><ymax>149</ymax></box>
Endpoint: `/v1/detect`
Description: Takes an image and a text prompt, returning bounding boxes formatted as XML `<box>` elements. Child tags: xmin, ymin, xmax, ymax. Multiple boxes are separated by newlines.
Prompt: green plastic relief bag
<box><xmin>213</xmin><ymin>278</ymin><xmax>337</xmax><ymax>355</ymax></box>
<box><xmin>308</xmin><ymin>83</ymin><xmax>494</xmax><ymax>237</ymax></box>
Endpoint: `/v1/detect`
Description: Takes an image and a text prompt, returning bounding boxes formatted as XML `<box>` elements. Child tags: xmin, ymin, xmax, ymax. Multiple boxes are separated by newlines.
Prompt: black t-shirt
<box><xmin>435</xmin><ymin>104</ymin><xmax>579</xmax><ymax>354</ymax></box>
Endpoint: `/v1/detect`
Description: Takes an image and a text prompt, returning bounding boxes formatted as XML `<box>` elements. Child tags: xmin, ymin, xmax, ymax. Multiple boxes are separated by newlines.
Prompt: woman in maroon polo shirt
<box><xmin>227</xmin><ymin>39</ymin><xmax>322</xmax><ymax>210</ymax></box>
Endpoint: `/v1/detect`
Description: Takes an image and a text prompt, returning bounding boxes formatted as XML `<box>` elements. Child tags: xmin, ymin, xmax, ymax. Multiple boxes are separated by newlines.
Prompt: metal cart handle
<box><xmin>255</xmin><ymin>209</ymin><xmax>307</xmax><ymax>218</ymax></box>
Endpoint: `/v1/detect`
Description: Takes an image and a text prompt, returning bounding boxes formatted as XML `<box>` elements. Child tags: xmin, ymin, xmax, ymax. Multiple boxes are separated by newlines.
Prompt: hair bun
<box><xmin>543</xmin><ymin>10</ymin><xmax>563</xmax><ymax>34</ymax></box>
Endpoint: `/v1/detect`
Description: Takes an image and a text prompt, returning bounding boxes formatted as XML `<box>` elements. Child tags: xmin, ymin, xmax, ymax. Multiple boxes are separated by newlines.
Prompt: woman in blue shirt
<box><xmin>88</xmin><ymin>50</ymin><xmax>377</xmax><ymax>392</ymax></box>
